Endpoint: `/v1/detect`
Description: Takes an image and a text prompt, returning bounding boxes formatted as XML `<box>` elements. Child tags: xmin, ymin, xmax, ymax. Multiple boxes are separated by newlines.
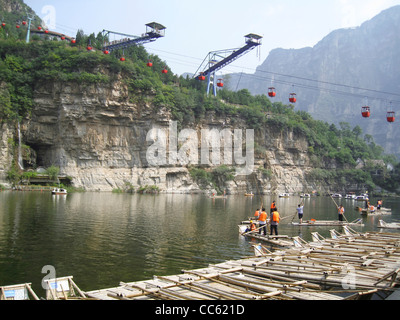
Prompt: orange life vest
<box><xmin>270</xmin><ymin>202</ymin><xmax>276</xmax><ymax>210</ymax></box>
<box><xmin>254</xmin><ymin>210</ymin><xmax>260</xmax><ymax>218</ymax></box>
<box><xmin>259</xmin><ymin>211</ymin><xmax>267</xmax><ymax>222</ymax></box>
<box><xmin>272</xmin><ymin>211</ymin><xmax>280</xmax><ymax>223</ymax></box>
<box><xmin>250</xmin><ymin>223</ymin><xmax>257</xmax><ymax>231</ymax></box>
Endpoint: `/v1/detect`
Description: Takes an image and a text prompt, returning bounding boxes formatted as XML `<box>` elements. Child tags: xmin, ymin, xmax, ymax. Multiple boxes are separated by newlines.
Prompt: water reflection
<box><xmin>0</xmin><ymin>191</ymin><xmax>399</xmax><ymax>296</ymax></box>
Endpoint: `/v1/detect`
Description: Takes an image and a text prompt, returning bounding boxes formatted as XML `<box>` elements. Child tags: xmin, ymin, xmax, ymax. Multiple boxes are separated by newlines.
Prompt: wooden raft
<box><xmin>85</xmin><ymin>229</ymin><xmax>400</xmax><ymax>300</ymax></box>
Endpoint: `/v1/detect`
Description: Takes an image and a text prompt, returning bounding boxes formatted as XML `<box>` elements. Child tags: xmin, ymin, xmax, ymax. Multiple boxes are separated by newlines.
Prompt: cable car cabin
<box><xmin>289</xmin><ymin>93</ymin><xmax>297</xmax><ymax>103</ymax></box>
<box><xmin>44</xmin><ymin>30</ymin><xmax>49</xmax><ymax>34</ymax></box>
<box><xmin>71</xmin><ymin>39</ymin><xmax>76</xmax><ymax>44</ymax></box>
<box><xmin>217</xmin><ymin>79</ymin><xmax>224</xmax><ymax>88</ymax></box>
<box><xmin>268</xmin><ymin>87</ymin><xmax>276</xmax><ymax>97</ymax></box>
<box><xmin>61</xmin><ymin>35</ymin><xmax>66</xmax><ymax>40</ymax></box>
<box><xmin>387</xmin><ymin>111</ymin><xmax>395</xmax><ymax>123</ymax></box>
<box><xmin>22</xmin><ymin>21</ymin><xmax>27</xmax><ymax>26</ymax></box>
<box><xmin>120</xmin><ymin>57</ymin><xmax>126</xmax><ymax>62</ymax></box>
<box><xmin>86</xmin><ymin>45</ymin><xmax>93</xmax><ymax>51</ymax></box>
<box><xmin>198</xmin><ymin>74</ymin><xmax>206</xmax><ymax>81</ymax></box>
<box><xmin>361</xmin><ymin>106</ymin><xmax>371</xmax><ymax>118</ymax></box>
<box><xmin>103</xmin><ymin>50</ymin><xmax>110</xmax><ymax>55</ymax></box>
<box><xmin>38</xmin><ymin>26</ymin><xmax>42</xmax><ymax>30</ymax></box>
<box><xmin>162</xmin><ymin>67</ymin><xmax>168</xmax><ymax>74</ymax></box>
<box><xmin>147</xmin><ymin>60</ymin><xmax>153</xmax><ymax>67</ymax></box>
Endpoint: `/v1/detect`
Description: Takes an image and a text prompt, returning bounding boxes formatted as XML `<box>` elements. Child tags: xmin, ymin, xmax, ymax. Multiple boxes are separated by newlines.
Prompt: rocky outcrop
<box><xmin>0</xmin><ymin>73</ymin><xmax>321</xmax><ymax>194</ymax></box>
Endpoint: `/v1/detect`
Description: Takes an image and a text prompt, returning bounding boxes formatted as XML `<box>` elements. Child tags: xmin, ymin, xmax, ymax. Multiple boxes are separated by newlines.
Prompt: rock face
<box><xmin>0</xmin><ymin>73</ymin><xmax>319</xmax><ymax>194</ymax></box>
<box><xmin>226</xmin><ymin>6</ymin><xmax>400</xmax><ymax>159</ymax></box>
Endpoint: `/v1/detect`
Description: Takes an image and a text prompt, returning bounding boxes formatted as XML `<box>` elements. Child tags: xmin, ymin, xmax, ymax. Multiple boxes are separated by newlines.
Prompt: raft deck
<box><xmin>85</xmin><ymin>229</ymin><xmax>400</xmax><ymax>300</ymax></box>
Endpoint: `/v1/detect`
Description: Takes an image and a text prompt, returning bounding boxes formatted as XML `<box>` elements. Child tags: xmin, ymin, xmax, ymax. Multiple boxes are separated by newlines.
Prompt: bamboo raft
<box><xmin>84</xmin><ymin>228</ymin><xmax>400</xmax><ymax>301</ymax></box>
<box><xmin>290</xmin><ymin>219</ymin><xmax>364</xmax><ymax>227</ymax></box>
<box><xmin>378</xmin><ymin>220</ymin><xmax>400</xmax><ymax>230</ymax></box>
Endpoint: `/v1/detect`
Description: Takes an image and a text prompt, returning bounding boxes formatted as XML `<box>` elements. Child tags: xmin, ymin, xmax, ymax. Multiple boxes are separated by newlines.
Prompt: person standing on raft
<box><xmin>270</xmin><ymin>208</ymin><xmax>280</xmax><ymax>235</ymax></box>
<box><xmin>338</xmin><ymin>204</ymin><xmax>345</xmax><ymax>222</ymax></box>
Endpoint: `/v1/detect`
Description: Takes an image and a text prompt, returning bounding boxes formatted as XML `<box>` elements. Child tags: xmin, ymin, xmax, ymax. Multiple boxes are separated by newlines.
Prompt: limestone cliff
<box><xmin>0</xmin><ymin>74</ymin><xmax>319</xmax><ymax>194</ymax></box>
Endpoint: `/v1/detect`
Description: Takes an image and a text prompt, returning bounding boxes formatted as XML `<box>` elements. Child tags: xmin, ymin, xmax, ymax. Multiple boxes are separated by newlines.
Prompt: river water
<box><xmin>0</xmin><ymin>190</ymin><xmax>399</xmax><ymax>298</ymax></box>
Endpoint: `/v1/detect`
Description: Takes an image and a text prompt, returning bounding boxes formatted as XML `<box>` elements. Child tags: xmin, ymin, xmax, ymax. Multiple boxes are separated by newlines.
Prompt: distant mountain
<box><xmin>225</xmin><ymin>5</ymin><xmax>400</xmax><ymax>159</ymax></box>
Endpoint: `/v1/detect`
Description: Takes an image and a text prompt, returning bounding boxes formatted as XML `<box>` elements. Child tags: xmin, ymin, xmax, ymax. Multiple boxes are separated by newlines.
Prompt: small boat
<box><xmin>331</xmin><ymin>193</ymin><xmax>342</xmax><ymax>198</ymax></box>
<box><xmin>244</xmin><ymin>193</ymin><xmax>254</xmax><ymax>197</ymax></box>
<box><xmin>52</xmin><ymin>188</ymin><xmax>67</xmax><ymax>195</ymax></box>
<box><xmin>290</xmin><ymin>219</ymin><xmax>364</xmax><ymax>227</ymax></box>
<box><xmin>355</xmin><ymin>194</ymin><xmax>369</xmax><ymax>201</ymax></box>
<box><xmin>345</xmin><ymin>193</ymin><xmax>356</xmax><ymax>199</ymax></box>
<box><xmin>377</xmin><ymin>220</ymin><xmax>400</xmax><ymax>229</ymax></box>
<box><xmin>279</xmin><ymin>193</ymin><xmax>290</xmax><ymax>198</ymax></box>
<box><xmin>300</xmin><ymin>193</ymin><xmax>311</xmax><ymax>198</ymax></box>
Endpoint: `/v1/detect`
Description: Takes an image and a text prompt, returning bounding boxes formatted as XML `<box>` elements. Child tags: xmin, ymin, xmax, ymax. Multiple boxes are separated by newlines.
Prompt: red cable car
<box><xmin>217</xmin><ymin>79</ymin><xmax>224</xmax><ymax>88</ymax></box>
<box><xmin>37</xmin><ymin>26</ymin><xmax>42</xmax><ymax>30</ymax></box>
<box><xmin>387</xmin><ymin>111</ymin><xmax>395</xmax><ymax>123</ymax></box>
<box><xmin>103</xmin><ymin>49</ymin><xmax>110</xmax><ymax>55</ymax></box>
<box><xmin>71</xmin><ymin>39</ymin><xmax>76</xmax><ymax>44</ymax></box>
<box><xmin>16</xmin><ymin>25</ymin><xmax>20</xmax><ymax>29</ymax></box>
<box><xmin>361</xmin><ymin>106</ymin><xmax>371</xmax><ymax>118</ymax></box>
<box><xmin>2</xmin><ymin>23</ymin><xmax>6</xmax><ymax>27</ymax></box>
<box><xmin>198</xmin><ymin>73</ymin><xmax>206</xmax><ymax>81</ymax></box>
<box><xmin>61</xmin><ymin>35</ymin><xmax>66</xmax><ymax>40</ymax></box>
<box><xmin>120</xmin><ymin>57</ymin><xmax>126</xmax><ymax>62</ymax></box>
<box><xmin>22</xmin><ymin>21</ymin><xmax>27</xmax><ymax>26</ymax></box>
<box><xmin>289</xmin><ymin>93</ymin><xmax>297</xmax><ymax>103</ymax></box>
<box><xmin>147</xmin><ymin>60</ymin><xmax>153</xmax><ymax>67</ymax></box>
<box><xmin>44</xmin><ymin>30</ymin><xmax>49</xmax><ymax>34</ymax></box>
<box><xmin>162</xmin><ymin>67</ymin><xmax>168</xmax><ymax>74</ymax></box>
<box><xmin>268</xmin><ymin>87</ymin><xmax>276</xmax><ymax>97</ymax></box>
<box><xmin>87</xmin><ymin>45</ymin><xmax>93</xmax><ymax>51</ymax></box>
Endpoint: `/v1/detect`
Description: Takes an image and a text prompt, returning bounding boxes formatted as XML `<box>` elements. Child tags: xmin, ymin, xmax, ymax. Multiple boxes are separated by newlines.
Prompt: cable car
<box><xmin>22</xmin><ymin>21</ymin><xmax>27</xmax><ymax>26</ymax></box>
<box><xmin>162</xmin><ymin>67</ymin><xmax>168</xmax><ymax>74</ymax></box>
<box><xmin>86</xmin><ymin>45</ymin><xmax>93</xmax><ymax>51</ymax></box>
<box><xmin>289</xmin><ymin>93</ymin><xmax>297</xmax><ymax>103</ymax></box>
<box><xmin>387</xmin><ymin>111</ymin><xmax>395</xmax><ymax>123</ymax></box>
<box><xmin>2</xmin><ymin>23</ymin><xmax>6</xmax><ymax>27</ymax></box>
<box><xmin>44</xmin><ymin>30</ymin><xmax>49</xmax><ymax>34</ymax></box>
<box><xmin>361</xmin><ymin>106</ymin><xmax>370</xmax><ymax>118</ymax></box>
<box><xmin>120</xmin><ymin>56</ymin><xmax>126</xmax><ymax>62</ymax></box>
<box><xmin>61</xmin><ymin>35</ymin><xmax>66</xmax><ymax>40</ymax></box>
<box><xmin>268</xmin><ymin>87</ymin><xmax>276</xmax><ymax>97</ymax></box>
<box><xmin>147</xmin><ymin>60</ymin><xmax>153</xmax><ymax>67</ymax></box>
<box><xmin>198</xmin><ymin>73</ymin><xmax>206</xmax><ymax>81</ymax></box>
<box><xmin>217</xmin><ymin>79</ymin><xmax>224</xmax><ymax>88</ymax></box>
<box><xmin>37</xmin><ymin>26</ymin><xmax>42</xmax><ymax>30</ymax></box>
<box><xmin>103</xmin><ymin>49</ymin><xmax>110</xmax><ymax>55</ymax></box>
<box><xmin>16</xmin><ymin>24</ymin><xmax>20</xmax><ymax>29</ymax></box>
<box><xmin>71</xmin><ymin>39</ymin><xmax>76</xmax><ymax>44</ymax></box>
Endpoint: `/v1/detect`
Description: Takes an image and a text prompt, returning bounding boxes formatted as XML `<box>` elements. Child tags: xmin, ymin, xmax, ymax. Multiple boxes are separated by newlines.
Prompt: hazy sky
<box><xmin>24</xmin><ymin>0</ymin><xmax>400</xmax><ymax>76</ymax></box>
